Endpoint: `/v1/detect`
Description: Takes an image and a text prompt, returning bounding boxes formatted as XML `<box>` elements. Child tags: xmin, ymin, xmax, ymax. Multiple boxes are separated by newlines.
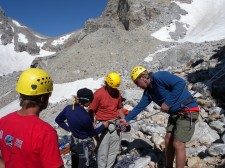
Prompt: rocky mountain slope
<box><xmin>1</xmin><ymin>0</ymin><xmax>225</xmax><ymax>107</ymax></box>
<box><xmin>1</xmin><ymin>0</ymin><xmax>225</xmax><ymax>167</ymax></box>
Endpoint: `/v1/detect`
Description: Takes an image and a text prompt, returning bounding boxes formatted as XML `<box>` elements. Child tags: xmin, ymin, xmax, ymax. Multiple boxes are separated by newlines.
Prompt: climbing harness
<box><xmin>108</xmin><ymin>120</ymin><xmax>117</xmax><ymax>133</ymax></box>
<box><xmin>176</xmin><ymin>97</ymin><xmax>195</xmax><ymax>129</ymax></box>
<box><xmin>71</xmin><ymin>136</ymin><xmax>96</xmax><ymax>167</ymax></box>
<box><xmin>96</xmin><ymin>119</ymin><xmax>118</xmax><ymax>133</ymax></box>
<box><xmin>97</xmin><ymin>119</ymin><xmax>131</xmax><ymax>133</ymax></box>
<box><xmin>124</xmin><ymin>95</ymin><xmax>197</xmax><ymax>132</ymax></box>
<box><xmin>174</xmin><ymin>65</ymin><xmax>225</xmax><ymax>128</ymax></box>
<box><xmin>180</xmin><ymin>105</ymin><xmax>193</xmax><ymax>129</ymax></box>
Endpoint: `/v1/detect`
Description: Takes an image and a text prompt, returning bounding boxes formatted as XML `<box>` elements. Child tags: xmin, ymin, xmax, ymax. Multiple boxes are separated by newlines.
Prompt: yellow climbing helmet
<box><xmin>105</xmin><ymin>72</ymin><xmax>121</xmax><ymax>88</ymax></box>
<box><xmin>130</xmin><ymin>66</ymin><xmax>147</xmax><ymax>81</ymax></box>
<box><xmin>16</xmin><ymin>68</ymin><xmax>53</xmax><ymax>96</ymax></box>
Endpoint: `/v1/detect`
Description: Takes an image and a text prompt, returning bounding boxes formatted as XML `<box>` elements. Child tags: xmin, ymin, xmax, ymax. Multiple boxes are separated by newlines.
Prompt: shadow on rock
<box><xmin>120</xmin><ymin>139</ymin><xmax>165</xmax><ymax>165</ymax></box>
<box><xmin>187</xmin><ymin>45</ymin><xmax>225</xmax><ymax>108</ymax></box>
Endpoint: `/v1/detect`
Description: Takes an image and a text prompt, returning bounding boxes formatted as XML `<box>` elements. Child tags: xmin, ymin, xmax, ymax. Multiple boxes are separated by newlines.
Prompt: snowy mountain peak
<box><xmin>0</xmin><ymin>8</ymin><xmax>85</xmax><ymax>76</ymax></box>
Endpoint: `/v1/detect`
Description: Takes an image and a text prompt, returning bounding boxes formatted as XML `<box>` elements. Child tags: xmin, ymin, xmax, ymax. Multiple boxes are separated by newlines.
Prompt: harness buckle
<box><xmin>178</xmin><ymin>105</ymin><xmax>192</xmax><ymax>129</ymax></box>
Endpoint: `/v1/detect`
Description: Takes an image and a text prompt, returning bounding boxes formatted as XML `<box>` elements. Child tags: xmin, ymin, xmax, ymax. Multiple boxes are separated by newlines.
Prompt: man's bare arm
<box><xmin>118</xmin><ymin>108</ymin><xmax>125</xmax><ymax>119</ymax></box>
<box><xmin>0</xmin><ymin>158</ymin><xmax>5</xmax><ymax>168</ymax></box>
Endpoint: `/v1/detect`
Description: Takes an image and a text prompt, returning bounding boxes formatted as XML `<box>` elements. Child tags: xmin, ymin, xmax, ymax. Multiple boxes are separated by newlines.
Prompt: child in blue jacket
<box><xmin>55</xmin><ymin>88</ymin><xmax>109</xmax><ymax>168</ymax></box>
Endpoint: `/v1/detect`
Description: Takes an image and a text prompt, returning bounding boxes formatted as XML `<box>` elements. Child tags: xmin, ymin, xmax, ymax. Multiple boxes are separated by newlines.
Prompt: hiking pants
<box><xmin>96</xmin><ymin>121</ymin><xmax>120</xmax><ymax>168</ymax></box>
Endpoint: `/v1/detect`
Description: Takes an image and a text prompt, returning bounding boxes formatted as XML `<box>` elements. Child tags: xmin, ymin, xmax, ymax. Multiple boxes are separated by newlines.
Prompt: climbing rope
<box><xmin>115</xmin><ymin>155</ymin><xmax>140</xmax><ymax>168</ymax></box>
<box><xmin>128</xmin><ymin>111</ymin><xmax>161</xmax><ymax>124</ymax></box>
<box><xmin>205</xmin><ymin>65</ymin><xmax>225</xmax><ymax>85</ymax></box>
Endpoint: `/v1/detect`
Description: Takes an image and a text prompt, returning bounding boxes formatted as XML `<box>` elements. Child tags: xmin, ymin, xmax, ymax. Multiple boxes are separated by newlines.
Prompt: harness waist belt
<box><xmin>72</xmin><ymin>135</ymin><xmax>92</xmax><ymax>144</ymax></box>
<box><xmin>179</xmin><ymin>116</ymin><xmax>198</xmax><ymax>122</ymax></box>
<box><xmin>96</xmin><ymin>118</ymin><xmax>118</xmax><ymax>122</ymax></box>
<box><xmin>178</xmin><ymin>106</ymin><xmax>199</xmax><ymax>115</ymax></box>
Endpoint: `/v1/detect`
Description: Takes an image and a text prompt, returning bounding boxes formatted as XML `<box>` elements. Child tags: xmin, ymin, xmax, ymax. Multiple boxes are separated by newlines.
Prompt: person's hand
<box><xmin>161</xmin><ymin>102</ymin><xmax>170</xmax><ymax>112</ymax></box>
<box><xmin>102</xmin><ymin>121</ymin><xmax>109</xmax><ymax>128</ymax></box>
<box><xmin>59</xmin><ymin>144</ymin><xmax>70</xmax><ymax>155</ymax></box>
<box><xmin>120</xmin><ymin>118</ymin><xmax>128</xmax><ymax>126</ymax></box>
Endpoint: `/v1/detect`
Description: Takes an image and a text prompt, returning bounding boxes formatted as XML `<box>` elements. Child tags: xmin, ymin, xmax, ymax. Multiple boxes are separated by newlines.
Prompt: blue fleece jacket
<box><xmin>55</xmin><ymin>104</ymin><xmax>105</xmax><ymax>139</ymax></box>
<box><xmin>125</xmin><ymin>71</ymin><xmax>198</xmax><ymax>122</ymax></box>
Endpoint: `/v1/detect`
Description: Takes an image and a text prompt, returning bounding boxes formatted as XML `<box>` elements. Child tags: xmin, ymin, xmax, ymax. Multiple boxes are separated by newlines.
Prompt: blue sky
<box><xmin>1</xmin><ymin>0</ymin><xmax>108</xmax><ymax>37</ymax></box>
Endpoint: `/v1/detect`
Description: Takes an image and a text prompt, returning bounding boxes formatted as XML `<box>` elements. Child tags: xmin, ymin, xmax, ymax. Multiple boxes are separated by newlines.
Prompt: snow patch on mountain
<box><xmin>151</xmin><ymin>0</ymin><xmax>225</xmax><ymax>43</ymax></box>
<box><xmin>0</xmin><ymin>43</ymin><xmax>55</xmax><ymax>76</ymax></box>
<box><xmin>51</xmin><ymin>34</ymin><xmax>72</xmax><ymax>46</ymax></box>
<box><xmin>0</xmin><ymin>77</ymin><xmax>104</xmax><ymax>117</ymax></box>
<box><xmin>12</xmin><ymin>20</ymin><xmax>27</xmax><ymax>28</ymax></box>
<box><xmin>18</xmin><ymin>33</ymin><xmax>28</xmax><ymax>43</ymax></box>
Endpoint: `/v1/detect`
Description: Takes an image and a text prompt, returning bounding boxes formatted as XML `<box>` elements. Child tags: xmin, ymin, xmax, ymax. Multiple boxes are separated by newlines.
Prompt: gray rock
<box><xmin>208</xmin><ymin>143</ymin><xmax>225</xmax><ymax>156</ymax></box>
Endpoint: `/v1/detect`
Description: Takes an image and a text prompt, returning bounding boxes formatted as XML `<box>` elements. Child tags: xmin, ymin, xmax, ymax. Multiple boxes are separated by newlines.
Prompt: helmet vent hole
<box><xmin>16</xmin><ymin>68</ymin><xmax>53</xmax><ymax>95</ymax></box>
<box><xmin>31</xmin><ymin>84</ymin><xmax>37</xmax><ymax>90</ymax></box>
